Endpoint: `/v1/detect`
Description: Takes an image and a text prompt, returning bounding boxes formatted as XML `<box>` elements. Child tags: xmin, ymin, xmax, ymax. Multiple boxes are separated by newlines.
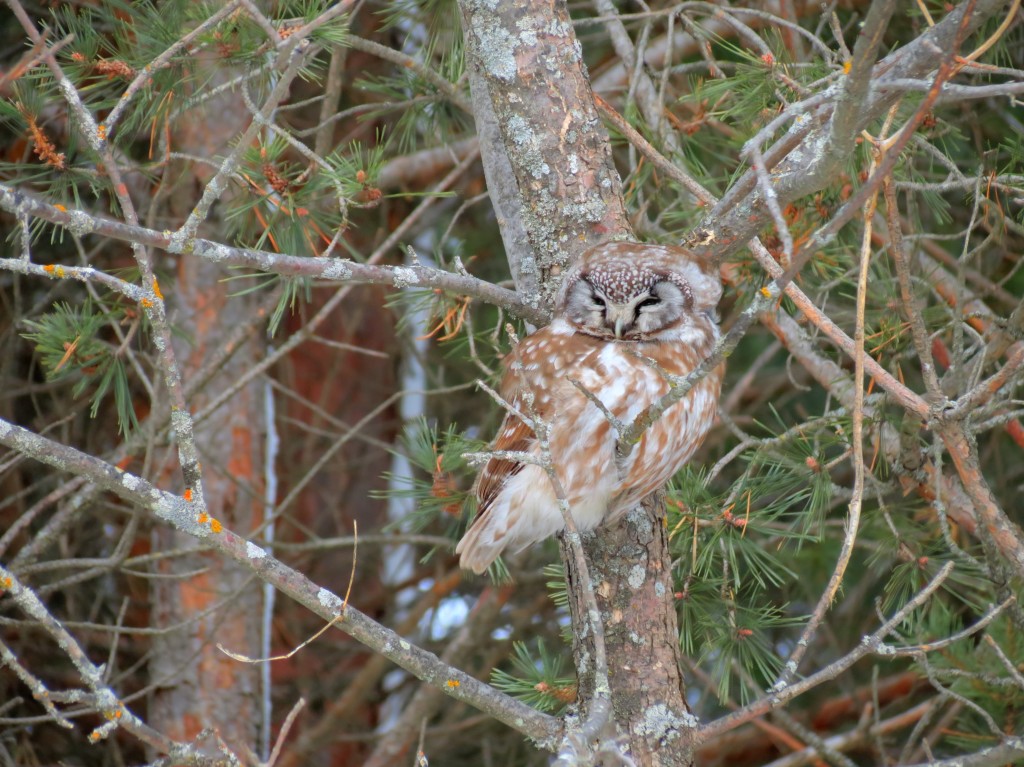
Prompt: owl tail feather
<box><xmin>455</xmin><ymin>515</ymin><xmax>508</xmax><ymax>575</ymax></box>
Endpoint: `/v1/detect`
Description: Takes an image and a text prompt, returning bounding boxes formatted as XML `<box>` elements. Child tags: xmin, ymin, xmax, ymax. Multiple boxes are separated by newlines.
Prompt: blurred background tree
<box><xmin>0</xmin><ymin>0</ymin><xmax>1022</xmax><ymax>765</ymax></box>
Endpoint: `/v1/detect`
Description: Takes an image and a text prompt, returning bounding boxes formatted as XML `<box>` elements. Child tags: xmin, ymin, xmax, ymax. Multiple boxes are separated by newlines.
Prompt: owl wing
<box><xmin>458</xmin><ymin>327</ymin><xmax>573</xmax><ymax>572</ymax></box>
<box><xmin>458</xmin><ymin>380</ymin><xmax>545</xmax><ymax>574</ymax></box>
<box><xmin>472</xmin><ymin>406</ymin><xmax>536</xmax><ymax>517</ymax></box>
<box><xmin>472</xmin><ymin>326</ymin><xmax>568</xmax><ymax>514</ymax></box>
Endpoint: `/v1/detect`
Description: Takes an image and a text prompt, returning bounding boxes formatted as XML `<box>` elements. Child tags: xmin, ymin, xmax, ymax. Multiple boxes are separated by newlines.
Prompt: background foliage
<box><xmin>0</xmin><ymin>0</ymin><xmax>1022</xmax><ymax>765</ymax></box>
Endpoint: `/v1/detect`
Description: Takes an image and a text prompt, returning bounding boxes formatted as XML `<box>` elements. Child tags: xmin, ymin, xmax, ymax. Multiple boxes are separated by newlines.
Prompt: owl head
<box><xmin>555</xmin><ymin>241</ymin><xmax>721</xmax><ymax>341</ymax></box>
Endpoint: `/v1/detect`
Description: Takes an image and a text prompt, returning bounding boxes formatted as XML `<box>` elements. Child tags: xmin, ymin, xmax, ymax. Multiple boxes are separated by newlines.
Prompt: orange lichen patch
<box><xmin>843</xmin><ymin>60</ymin><xmax>852</xmax><ymax>74</ymax></box>
<box><xmin>197</xmin><ymin>512</ymin><xmax>209</xmax><ymax>525</ymax></box>
<box><xmin>152</xmin><ymin>278</ymin><xmax>163</xmax><ymax>300</ymax></box>
<box><xmin>42</xmin><ymin>264</ymin><xmax>66</xmax><ymax>277</ymax></box>
<box><xmin>88</xmin><ymin>731</ymin><xmax>101</xmax><ymax>743</ymax></box>
<box><xmin>209</xmin><ymin>518</ymin><xmax>223</xmax><ymax>534</ymax></box>
<box><xmin>97</xmin><ymin>124</ymin><xmax>107</xmax><ymax>142</ymax></box>
<box><xmin>445</xmin><ymin>679</ymin><xmax>460</xmax><ymax>688</ymax></box>
<box><xmin>183</xmin><ymin>488</ymin><xmax>193</xmax><ymax>502</ymax></box>
<box><xmin>55</xmin><ymin>203</ymin><xmax>67</xmax><ymax>212</ymax></box>
<box><xmin>140</xmin><ymin>298</ymin><xmax>154</xmax><ymax>308</ymax></box>
<box><xmin>760</xmin><ymin>286</ymin><xmax>772</xmax><ymax>298</ymax></box>
<box><xmin>0</xmin><ymin>576</ymin><xmax>12</xmax><ymax>590</ymax></box>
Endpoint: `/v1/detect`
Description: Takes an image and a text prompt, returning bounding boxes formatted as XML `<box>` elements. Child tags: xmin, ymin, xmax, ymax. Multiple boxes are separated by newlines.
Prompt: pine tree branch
<box><xmin>698</xmin><ymin>562</ymin><xmax>956</xmax><ymax>741</ymax></box>
<box><xmin>346</xmin><ymin>35</ymin><xmax>472</xmax><ymax>115</ymax></box>
<box><xmin>6</xmin><ymin>0</ymin><xmax>216</xmax><ymax>526</ymax></box>
<box><xmin>0</xmin><ymin>564</ymin><xmax>194</xmax><ymax>757</ymax></box>
<box><xmin>760</xmin><ymin>305</ymin><xmax>1024</xmax><ymax>639</ymax></box>
<box><xmin>934</xmin><ymin>421</ymin><xmax>1024</xmax><ymax>581</ymax></box>
<box><xmin>0</xmin><ymin>184</ymin><xmax>546</xmax><ymax>324</ymax></box>
<box><xmin>0</xmin><ymin>417</ymin><xmax>562</xmax><ymax>749</ymax></box>
<box><xmin>275</xmin><ymin>572</ymin><xmax>465</xmax><ymax>767</ymax></box>
<box><xmin>101</xmin><ymin>0</ymin><xmax>246</xmax><ymax>137</ymax></box>
<box><xmin>592</xmin><ymin>0</ymin><xmax>682</xmax><ymax>156</ymax></box>
<box><xmin>825</xmin><ymin>0</ymin><xmax>899</xmax><ymax>156</ymax></box>
<box><xmin>171</xmin><ymin>40</ymin><xmax>314</xmax><ymax>247</ymax></box>
<box><xmin>903</xmin><ymin>738</ymin><xmax>1024</xmax><ymax>767</ymax></box>
<box><xmin>615</xmin><ymin>12</ymin><xmax>977</xmax><ymax>457</ymax></box>
<box><xmin>693</xmin><ymin>0</ymin><xmax>1009</xmax><ymax>264</ymax></box>
<box><xmin>362</xmin><ymin>587</ymin><xmax>507</xmax><ymax>767</ymax></box>
<box><xmin>774</xmin><ymin>152</ymin><xmax>885</xmax><ymax>686</ymax></box>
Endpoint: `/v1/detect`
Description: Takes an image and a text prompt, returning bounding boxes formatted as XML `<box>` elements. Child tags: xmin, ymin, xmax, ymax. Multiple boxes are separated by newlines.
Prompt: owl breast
<box><xmin>457</xmin><ymin>312</ymin><xmax>722</xmax><ymax>574</ymax></box>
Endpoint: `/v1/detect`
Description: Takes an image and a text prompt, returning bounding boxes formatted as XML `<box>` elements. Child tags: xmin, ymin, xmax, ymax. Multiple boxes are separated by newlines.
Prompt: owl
<box><xmin>456</xmin><ymin>241</ymin><xmax>723</xmax><ymax>574</ymax></box>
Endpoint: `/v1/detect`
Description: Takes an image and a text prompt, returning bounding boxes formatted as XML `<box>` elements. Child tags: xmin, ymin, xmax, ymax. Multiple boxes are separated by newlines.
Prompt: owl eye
<box><xmin>637</xmin><ymin>296</ymin><xmax>661</xmax><ymax>309</ymax></box>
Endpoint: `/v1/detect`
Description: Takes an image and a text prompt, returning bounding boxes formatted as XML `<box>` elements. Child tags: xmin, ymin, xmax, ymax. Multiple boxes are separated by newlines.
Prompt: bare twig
<box><xmin>0</xmin><ymin>417</ymin><xmax>561</xmax><ymax>747</ymax></box>
<box><xmin>0</xmin><ymin>564</ymin><xmax>184</xmax><ymax>753</ymax></box>
<box><xmin>699</xmin><ymin>562</ymin><xmax>955</xmax><ymax>741</ymax></box>
<box><xmin>0</xmin><ymin>183</ymin><xmax>545</xmax><ymax>324</ymax></box>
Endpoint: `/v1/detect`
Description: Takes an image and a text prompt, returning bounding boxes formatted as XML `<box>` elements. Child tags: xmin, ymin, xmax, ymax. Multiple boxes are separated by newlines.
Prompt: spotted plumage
<box><xmin>456</xmin><ymin>241</ymin><xmax>724</xmax><ymax>574</ymax></box>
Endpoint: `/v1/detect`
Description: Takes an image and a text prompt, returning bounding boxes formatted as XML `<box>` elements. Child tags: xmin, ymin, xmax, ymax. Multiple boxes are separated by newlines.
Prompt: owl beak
<box><xmin>606</xmin><ymin>304</ymin><xmax>632</xmax><ymax>338</ymax></box>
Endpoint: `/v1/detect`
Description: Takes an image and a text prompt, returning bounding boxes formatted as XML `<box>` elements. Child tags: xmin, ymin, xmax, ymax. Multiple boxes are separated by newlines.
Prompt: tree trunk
<box><xmin>461</xmin><ymin>0</ymin><xmax>694</xmax><ymax>762</ymax></box>
<box><xmin>563</xmin><ymin>502</ymin><xmax>694</xmax><ymax>766</ymax></box>
<box><xmin>148</xmin><ymin>65</ymin><xmax>264</xmax><ymax>757</ymax></box>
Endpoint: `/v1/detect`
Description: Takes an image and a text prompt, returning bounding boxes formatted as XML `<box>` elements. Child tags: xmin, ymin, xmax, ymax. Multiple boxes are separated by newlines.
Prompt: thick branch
<box><xmin>695</xmin><ymin>0</ymin><xmax>1008</xmax><ymax>263</ymax></box>
<box><xmin>458</xmin><ymin>0</ymin><xmax>633</xmax><ymax>303</ymax></box>
<box><xmin>0</xmin><ymin>183</ymin><xmax>546</xmax><ymax>325</ymax></box>
<box><xmin>0</xmin><ymin>418</ymin><xmax>561</xmax><ymax>748</ymax></box>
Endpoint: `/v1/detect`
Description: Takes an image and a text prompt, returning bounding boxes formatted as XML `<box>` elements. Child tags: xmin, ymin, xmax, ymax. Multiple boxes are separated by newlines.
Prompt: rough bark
<box><xmin>459</xmin><ymin>0</ymin><xmax>632</xmax><ymax>306</ymax></box>
<box><xmin>148</xmin><ymin>64</ymin><xmax>264</xmax><ymax>756</ymax></box>
<box><xmin>563</xmin><ymin>503</ymin><xmax>694</xmax><ymax>766</ymax></box>
<box><xmin>460</xmin><ymin>1</ymin><xmax>693</xmax><ymax>763</ymax></box>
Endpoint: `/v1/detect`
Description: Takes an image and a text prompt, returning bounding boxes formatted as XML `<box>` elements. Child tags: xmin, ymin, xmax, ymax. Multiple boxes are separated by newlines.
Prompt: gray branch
<box><xmin>0</xmin><ymin>417</ymin><xmax>561</xmax><ymax>749</ymax></box>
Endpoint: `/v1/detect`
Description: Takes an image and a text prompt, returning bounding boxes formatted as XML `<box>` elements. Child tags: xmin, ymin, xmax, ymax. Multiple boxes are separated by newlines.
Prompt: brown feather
<box><xmin>472</xmin><ymin>412</ymin><xmax>534</xmax><ymax>516</ymax></box>
<box><xmin>456</xmin><ymin>242</ymin><xmax>724</xmax><ymax>574</ymax></box>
